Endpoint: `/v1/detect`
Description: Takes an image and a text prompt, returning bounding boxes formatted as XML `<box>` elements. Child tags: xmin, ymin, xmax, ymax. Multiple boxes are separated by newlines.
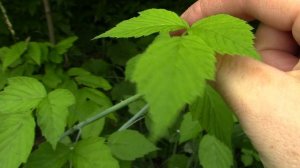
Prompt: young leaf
<box><xmin>199</xmin><ymin>135</ymin><xmax>233</xmax><ymax>168</ymax></box>
<box><xmin>71</xmin><ymin>137</ymin><xmax>119</xmax><ymax>168</ymax></box>
<box><xmin>179</xmin><ymin>112</ymin><xmax>202</xmax><ymax>144</ymax></box>
<box><xmin>132</xmin><ymin>34</ymin><xmax>215</xmax><ymax>140</ymax></box>
<box><xmin>54</xmin><ymin>36</ymin><xmax>78</xmax><ymax>55</ymax></box>
<box><xmin>67</xmin><ymin>67</ymin><xmax>91</xmax><ymax>77</ymax></box>
<box><xmin>77</xmin><ymin>101</ymin><xmax>106</xmax><ymax>139</ymax></box>
<box><xmin>167</xmin><ymin>154</ymin><xmax>189</xmax><ymax>168</ymax></box>
<box><xmin>0</xmin><ymin>77</ymin><xmax>47</xmax><ymax>114</ymax></box>
<box><xmin>95</xmin><ymin>9</ymin><xmax>189</xmax><ymax>38</ymax></box>
<box><xmin>37</xmin><ymin>89</ymin><xmax>75</xmax><ymax>149</ymax></box>
<box><xmin>2</xmin><ymin>41</ymin><xmax>28</xmax><ymax>71</ymax></box>
<box><xmin>108</xmin><ymin>130</ymin><xmax>157</xmax><ymax>161</ymax></box>
<box><xmin>26</xmin><ymin>42</ymin><xmax>42</xmax><ymax>65</ymax></box>
<box><xmin>190</xmin><ymin>85</ymin><xmax>234</xmax><ymax>146</ymax></box>
<box><xmin>188</xmin><ymin>14</ymin><xmax>260</xmax><ymax>59</ymax></box>
<box><xmin>24</xmin><ymin>143</ymin><xmax>70</xmax><ymax>168</ymax></box>
<box><xmin>75</xmin><ymin>75</ymin><xmax>111</xmax><ymax>90</ymax></box>
<box><xmin>0</xmin><ymin>113</ymin><xmax>35</xmax><ymax>168</ymax></box>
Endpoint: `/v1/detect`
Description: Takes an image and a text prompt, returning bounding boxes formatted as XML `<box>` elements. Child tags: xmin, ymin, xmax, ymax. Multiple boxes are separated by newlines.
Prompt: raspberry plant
<box><xmin>0</xmin><ymin>8</ymin><xmax>260</xmax><ymax>168</ymax></box>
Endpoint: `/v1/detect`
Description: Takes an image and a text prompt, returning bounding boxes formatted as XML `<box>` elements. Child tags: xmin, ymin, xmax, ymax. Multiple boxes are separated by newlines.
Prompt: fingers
<box><xmin>255</xmin><ymin>24</ymin><xmax>299</xmax><ymax>71</ymax></box>
<box><xmin>181</xmin><ymin>0</ymin><xmax>253</xmax><ymax>24</ymax></box>
<box><xmin>182</xmin><ymin>0</ymin><xmax>300</xmax><ymax>30</ymax></box>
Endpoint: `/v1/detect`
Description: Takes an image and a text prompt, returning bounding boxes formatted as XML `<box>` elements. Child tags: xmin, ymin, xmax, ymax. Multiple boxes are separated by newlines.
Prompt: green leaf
<box><xmin>0</xmin><ymin>113</ymin><xmax>35</xmax><ymax>168</ymax></box>
<box><xmin>24</xmin><ymin>143</ymin><xmax>70</xmax><ymax>168</ymax></box>
<box><xmin>111</xmin><ymin>81</ymin><xmax>135</xmax><ymax>101</ymax></box>
<box><xmin>125</xmin><ymin>54</ymin><xmax>141</xmax><ymax>81</ymax></box>
<box><xmin>199</xmin><ymin>135</ymin><xmax>233</xmax><ymax>168</ymax></box>
<box><xmin>79</xmin><ymin>87</ymin><xmax>112</xmax><ymax>107</ymax></box>
<box><xmin>77</xmin><ymin>100</ymin><xmax>105</xmax><ymax>139</ymax></box>
<box><xmin>42</xmin><ymin>65</ymin><xmax>63</xmax><ymax>89</ymax></box>
<box><xmin>54</xmin><ymin>36</ymin><xmax>78</xmax><ymax>55</ymax></box>
<box><xmin>189</xmin><ymin>14</ymin><xmax>260</xmax><ymax>59</ymax></box>
<box><xmin>67</xmin><ymin>67</ymin><xmax>91</xmax><ymax>76</ymax></box>
<box><xmin>26</xmin><ymin>42</ymin><xmax>42</xmax><ymax>65</ymax></box>
<box><xmin>167</xmin><ymin>154</ymin><xmax>189</xmax><ymax>168</ymax></box>
<box><xmin>0</xmin><ymin>77</ymin><xmax>46</xmax><ymax>114</ymax></box>
<box><xmin>2</xmin><ymin>41</ymin><xmax>28</xmax><ymax>71</ymax></box>
<box><xmin>190</xmin><ymin>85</ymin><xmax>234</xmax><ymax>146</ymax></box>
<box><xmin>71</xmin><ymin>137</ymin><xmax>119</xmax><ymax>168</ymax></box>
<box><xmin>37</xmin><ymin>89</ymin><xmax>75</xmax><ymax>149</ymax></box>
<box><xmin>69</xmin><ymin>88</ymin><xmax>111</xmax><ymax>138</ymax></box>
<box><xmin>179</xmin><ymin>112</ymin><xmax>202</xmax><ymax>144</ymax></box>
<box><xmin>95</xmin><ymin>9</ymin><xmax>189</xmax><ymax>38</ymax></box>
<box><xmin>108</xmin><ymin>40</ymin><xmax>139</xmax><ymax>66</ymax></box>
<box><xmin>75</xmin><ymin>75</ymin><xmax>111</xmax><ymax>90</ymax></box>
<box><xmin>108</xmin><ymin>130</ymin><xmax>157</xmax><ymax>161</ymax></box>
<box><xmin>132</xmin><ymin>34</ymin><xmax>215</xmax><ymax>140</ymax></box>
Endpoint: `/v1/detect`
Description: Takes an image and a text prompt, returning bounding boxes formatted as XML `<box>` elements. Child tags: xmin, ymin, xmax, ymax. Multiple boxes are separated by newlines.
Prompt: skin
<box><xmin>181</xmin><ymin>0</ymin><xmax>300</xmax><ymax>167</ymax></box>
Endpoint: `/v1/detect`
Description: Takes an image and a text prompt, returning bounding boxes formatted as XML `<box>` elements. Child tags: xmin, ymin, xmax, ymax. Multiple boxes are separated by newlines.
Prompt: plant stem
<box><xmin>0</xmin><ymin>1</ymin><xmax>16</xmax><ymax>41</ymax></box>
<box><xmin>118</xmin><ymin>104</ymin><xmax>149</xmax><ymax>131</ymax></box>
<box><xmin>60</xmin><ymin>94</ymin><xmax>143</xmax><ymax>140</ymax></box>
<box><xmin>42</xmin><ymin>0</ymin><xmax>55</xmax><ymax>44</ymax></box>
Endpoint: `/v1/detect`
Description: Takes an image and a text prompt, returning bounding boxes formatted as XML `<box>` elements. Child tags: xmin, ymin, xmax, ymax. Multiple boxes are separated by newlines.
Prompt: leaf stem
<box><xmin>118</xmin><ymin>104</ymin><xmax>149</xmax><ymax>131</ymax></box>
<box><xmin>60</xmin><ymin>94</ymin><xmax>143</xmax><ymax>140</ymax></box>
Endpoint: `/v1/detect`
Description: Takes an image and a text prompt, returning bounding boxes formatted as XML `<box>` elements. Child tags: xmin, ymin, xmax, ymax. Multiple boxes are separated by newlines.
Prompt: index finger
<box><xmin>181</xmin><ymin>0</ymin><xmax>300</xmax><ymax>31</ymax></box>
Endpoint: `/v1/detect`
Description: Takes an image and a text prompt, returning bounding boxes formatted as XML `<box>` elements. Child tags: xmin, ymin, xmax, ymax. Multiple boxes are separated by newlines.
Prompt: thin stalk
<box><xmin>118</xmin><ymin>104</ymin><xmax>149</xmax><ymax>131</ymax></box>
<box><xmin>60</xmin><ymin>94</ymin><xmax>142</xmax><ymax>140</ymax></box>
<box><xmin>0</xmin><ymin>1</ymin><xmax>16</xmax><ymax>41</ymax></box>
<box><xmin>42</xmin><ymin>0</ymin><xmax>55</xmax><ymax>44</ymax></box>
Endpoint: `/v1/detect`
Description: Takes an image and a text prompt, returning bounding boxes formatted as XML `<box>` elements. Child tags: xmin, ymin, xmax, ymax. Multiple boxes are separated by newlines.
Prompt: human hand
<box><xmin>182</xmin><ymin>0</ymin><xmax>300</xmax><ymax>167</ymax></box>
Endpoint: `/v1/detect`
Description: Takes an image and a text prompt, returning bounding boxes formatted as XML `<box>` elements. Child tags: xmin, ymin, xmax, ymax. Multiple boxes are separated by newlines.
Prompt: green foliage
<box><xmin>71</xmin><ymin>138</ymin><xmax>119</xmax><ymax>168</ymax></box>
<box><xmin>188</xmin><ymin>14</ymin><xmax>260</xmax><ymax>59</ymax></box>
<box><xmin>133</xmin><ymin>34</ymin><xmax>215</xmax><ymax>139</ymax></box>
<box><xmin>108</xmin><ymin>130</ymin><xmax>157</xmax><ymax>160</ymax></box>
<box><xmin>95</xmin><ymin>9</ymin><xmax>189</xmax><ymax>38</ymax></box>
<box><xmin>190</xmin><ymin>85</ymin><xmax>234</xmax><ymax>146</ymax></box>
<box><xmin>0</xmin><ymin>77</ymin><xmax>46</xmax><ymax>113</ymax></box>
<box><xmin>0</xmin><ymin>113</ymin><xmax>35</xmax><ymax>168</ymax></box>
<box><xmin>0</xmin><ymin>1</ymin><xmax>263</xmax><ymax>168</ymax></box>
<box><xmin>2</xmin><ymin>41</ymin><xmax>28</xmax><ymax>71</ymax></box>
<box><xmin>25</xmin><ymin>143</ymin><xmax>70</xmax><ymax>168</ymax></box>
<box><xmin>179</xmin><ymin>112</ymin><xmax>202</xmax><ymax>144</ymax></box>
<box><xmin>37</xmin><ymin>89</ymin><xmax>75</xmax><ymax>149</ymax></box>
<box><xmin>199</xmin><ymin>135</ymin><xmax>233</xmax><ymax>168</ymax></box>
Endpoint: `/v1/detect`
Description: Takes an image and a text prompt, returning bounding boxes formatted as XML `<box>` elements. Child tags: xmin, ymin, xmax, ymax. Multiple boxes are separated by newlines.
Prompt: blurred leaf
<box><xmin>67</xmin><ymin>67</ymin><xmax>91</xmax><ymax>76</ymax></box>
<box><xmin>24</xmin><ymin>143</ymin><xmax>70</xmax><ymax>168</ymax></box>
<box><xmin>128</xmin><ymin>99</ymin><xmax>146</xmax><ymax>115</ymax></box>
<box><xmin>111</xmin><ymin>81</ymin><xmax>135</xmax><ymax>101</ymax></box>
<box><xmin>179</xmin><ymin>112</ymin><xmax>202</xmax><ymax>144</ymax></box>
<box><xmin>167</xmin><ymin>154</ymin><xmax>189</xmax><ymax>168</ymax></box>
<box><xmin>125</xmin><ymin>54</ymin><xmax>141</xmax><ymax>81</ymax></box>
<box><xmin>26</xmin><ymin>42</ymin><xmax>42</xmax><ymax>65</ymax></box>
<box><xmin>108</xmin><ymin>40</ymin><xmax>139</xmax><ymax>66</ymax></box>
<box><xmin>82</xmin><ymin>59</ymin><xmax>111</xmax><ymax>76</ymax></box>
<box><xmin>71</xmin><ymin>137</ymin><xmax>119</xmax><ymax>168</ymax></box>
<box><xmin>190</xmin><ymin>85</ymin><xmax>234</xmax><ymax>146</ymax></box>
<box><xmin>75</xmin><ymin>75</ymin><xmax>111</xmax><ymax>90</ymax></box>
<box><xmin>2</xmin><ymin>41</ymin><xmax>28</xmax><ymax>71</ymax></box>
<box><xmin>199</xmin><ymin>135</ymin><xmax>233</xmax><ymax>168</ymax></box>
<box><xmin>108</xmin><ymin>130</ymin><xmax>157</xmax><ymax>160</ymax></box>
<box><xmin>42</xmin><ymin>65</ymin><xmax>63</xmax><ymax>89</ymax></box>
<box><xmin>54</xmin><ymin>36</ymin><xmax>78</xmax><ymax>55</ymax></box>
